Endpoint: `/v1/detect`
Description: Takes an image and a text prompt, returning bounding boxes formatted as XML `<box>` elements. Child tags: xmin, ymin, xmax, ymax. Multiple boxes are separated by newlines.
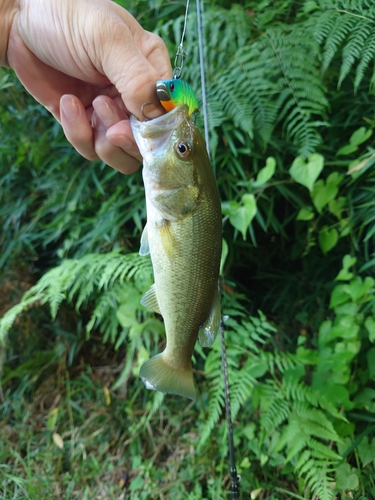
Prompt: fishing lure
<box><xmin>156</xmin><ymin>79</ymin><xmax>199</xmax><ymax>118</ymax></box>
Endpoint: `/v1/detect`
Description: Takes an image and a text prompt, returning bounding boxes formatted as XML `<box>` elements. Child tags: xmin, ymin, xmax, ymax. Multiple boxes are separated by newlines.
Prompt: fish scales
<box><xmin>131</xmin><ymin>104</ymin><xmax>222</xmax><ymax>400</ymax></box>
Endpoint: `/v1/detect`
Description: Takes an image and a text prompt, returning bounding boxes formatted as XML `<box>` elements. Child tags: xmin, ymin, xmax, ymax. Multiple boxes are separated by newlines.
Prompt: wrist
<box><xmin>0</xmin><ymin>0</ymin><xmax>19</xmax><ymax>67</ymax></box>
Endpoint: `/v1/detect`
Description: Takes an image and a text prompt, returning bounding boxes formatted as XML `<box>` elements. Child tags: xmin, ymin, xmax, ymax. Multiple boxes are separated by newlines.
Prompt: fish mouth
<box><xmin>156</xmin><ymin>81</ymin><xmax>170</xmax><ymax>102</ymax></box>
<box><xmin>131</xmin><ymin>104</ymin><xmax>189</xmax><ymax>139</ymax></box>
<box><xmin>130</xmin><ymin>104</ymin><xmax>191</xmax><ymax>160</ymax></box>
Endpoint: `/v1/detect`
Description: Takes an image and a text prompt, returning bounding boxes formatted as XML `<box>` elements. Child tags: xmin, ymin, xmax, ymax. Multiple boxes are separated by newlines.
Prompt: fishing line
<box><xmin>196</xmin><ymin>0</ymin><xmax>210</xmax><ymax>157</ymax></box>
<box><xmin>195</xmin><ymin>0</ymin><xmax>240</xmax><ymax>497</ymax></box>
<box><xmin>173</xmin><ymin>0</ymin><xmax>190</xmax><ymax>79</ymax></box>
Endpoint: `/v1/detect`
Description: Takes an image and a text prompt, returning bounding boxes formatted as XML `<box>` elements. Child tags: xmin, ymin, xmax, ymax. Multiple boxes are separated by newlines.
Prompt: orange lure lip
<box><xmin>160</xmin><ymin>100</ymin><xmax>176</xmax><ymax>112</ymax></box>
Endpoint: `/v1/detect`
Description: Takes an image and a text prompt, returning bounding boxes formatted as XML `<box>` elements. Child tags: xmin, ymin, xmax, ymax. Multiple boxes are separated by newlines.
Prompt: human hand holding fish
<box><xmin>0</xmin><ymin>0</ymin><xmax>171</xmax><ymax>173</ymax></box>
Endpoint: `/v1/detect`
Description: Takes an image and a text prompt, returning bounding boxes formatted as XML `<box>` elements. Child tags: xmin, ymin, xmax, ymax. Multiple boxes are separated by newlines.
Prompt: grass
<box><xmin>0</xmin><ymin>285</ymin><xmax>227</xmax><ymax>500</ymax></box>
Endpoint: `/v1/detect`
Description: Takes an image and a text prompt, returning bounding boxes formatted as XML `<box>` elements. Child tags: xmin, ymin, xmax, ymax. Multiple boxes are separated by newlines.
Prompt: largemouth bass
<box><xmin>130</xmin><ymin>104</ymin><xmax>222</xmax><ymax>400</ymax></box>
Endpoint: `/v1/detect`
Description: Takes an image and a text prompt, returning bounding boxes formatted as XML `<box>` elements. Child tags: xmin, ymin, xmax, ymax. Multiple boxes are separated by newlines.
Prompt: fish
<box><xmin>130</xmin><ymin>104</ymin><xmax>222</xmax><ymax>400</ymax></box>
<box><xmin>156</xmin><ymin>79</ymin><xmax>199</xmax><ymax>117</ymax></box>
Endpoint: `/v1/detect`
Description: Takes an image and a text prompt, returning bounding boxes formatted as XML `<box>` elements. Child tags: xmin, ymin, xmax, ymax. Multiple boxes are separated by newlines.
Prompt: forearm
<box><xmin>0</xmin><ymin>0</ymin><xmax>19</xmax><ymax>66</ymax></box>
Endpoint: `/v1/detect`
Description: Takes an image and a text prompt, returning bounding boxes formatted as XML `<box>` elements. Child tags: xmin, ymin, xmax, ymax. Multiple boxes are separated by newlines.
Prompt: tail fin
<box><xmin>139</xmin><ymin>353</ymin><xmax>197</xmax><ymax>400</ymax></box>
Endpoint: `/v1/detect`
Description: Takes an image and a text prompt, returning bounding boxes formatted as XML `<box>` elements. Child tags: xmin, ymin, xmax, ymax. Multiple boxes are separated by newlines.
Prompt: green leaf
<box><xmin>346</xmin><ymin>276</ymin><xmax>374</xmax><ymax>302</ymax></box>
<box><xmin>289</xmin><ymin>153</ymin><xmax>324</xmax><ymax>191</ymax></box>
<box><xmin>296</xmin><ymin>206</ymin><xmax>315</xmax><ymax>221</ymax></box>
<box><xmin>47</xmin><ymin>407</ymin><xmax>59</xmax><ymax>431</ymax></box>
<box><xmin>228</xmin><ymin>194</ymin><xmax>257</xmax><ymax>240</ymax></box>
<box><xmin>330</xmin><ymin>315</ymin><xmax>359</xmax><ymax>340</ymax></box>
<box><xmin>336</xmin><ymin>144</ymin><xmax>358</xmax><ymax>156</ymax></box>
<box><xmin>254</xmin><ymin>157</ymin><xmax>276</xmax><ymax>185</ymax></box>
<box><xmin>335</xmin><ymin>463</ymin><xmax>359</xmax><ymax>490</ymax></box>
<box><xmin>335</xmin><ymin>269</ymin><xmax>353</xmax><ymax>281</ymax></box>
<box><xmin>343</xmin><ymin>254</ymin><xmax>357</xmax><ymax>270</ymax></box>
<box><xmin>339</xmin><ymin>218</ymin><xmax>351</xmax><ymax>237</ymax></box>
<box><xmin>311</xmin><ymin>180</ymin><xmax>337</xmax><ymax>213</ymax></box>
<box><xmin>318</xmin><ymin>226</ymin><xmax>338</xmax><ymax>254</ymax></box>
<box><xmin>311</xmin><ymin>172</ymin><xmax>343</xmax><ymax>213</ymax></box>
<box><xmin>335</xmin><ymin>254</ymin><xmax>356</xmax><ymax>281</ymax></box>
<box><xmin>239</xmin><ymin>456</ymin><xmax>251</xmax><ymax>469</ymax></box>
<box><xmin>353</xmin><ymin>388</ymin><xmax>375</xmax><ymax>412</ymax></box>
<box><xmin>330</xmin><ymin>284</ymin><xmax>351</xmax><ymax>308</ymax></box>
<box><xmin>328</xmin><ymin>196</ymin><xmax>346</xmax><ymax>219</ymax></box>
<box><xmin>358</xmin><ymin>437</ymin><xmax>375</xmax><ymax>467</ymax></box>
<box><xmin>349</xmin><ymin>127</ymin><xmax>372</xmax><ymax>147</ymax></box>
<box><xmin>318</xmin><ymin>320</ymin><xmax>332</xmax><ymax>345</ymax></box>
<box><xmin>116</xmin><ymin>284</ymin><xmax>142</xmax><ymax>328</ymax></box>
<box><xmin>337</xmin><ymin>127</ymin><xmax>372</xmax><ymax>155</ymax></box>
<box><xmin>365</xmin><ymin>316</ymin><xmax>375</xmax><ymax>343</ymax></box>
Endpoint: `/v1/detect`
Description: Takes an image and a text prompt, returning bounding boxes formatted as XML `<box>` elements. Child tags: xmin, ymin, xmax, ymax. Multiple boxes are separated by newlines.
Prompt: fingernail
<box><xmin>92</xmin><ymin>111</ymin><xmax>106</xmax><ymax>133</ymax></box>
<box><xmin>93</xmin><ymin>99</ymin><xmax>116</xmax><ymax>127</ymax></box>
<box><xmin>91</xmin><ymin>110</ymin><xmax>98</xmax><ymax>129</ymax></box>
<box><xmin>61</xmin><ymin>95</ymin><xmax>79</xmax><ymax>123</ymax></box>
<box><xmin>107</xmin><ymin>133</ymin><xmax>135</xmax><ymax>150</ymax></box>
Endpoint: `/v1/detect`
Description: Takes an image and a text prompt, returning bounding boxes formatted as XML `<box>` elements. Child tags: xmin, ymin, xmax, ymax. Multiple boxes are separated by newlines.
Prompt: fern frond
<box><xmin>321</xmin><ymin>12</ymin><xmax>357</xmax><ymax>72</ymax></box>
<box><xmin>198</xmin><ymin>345</ymin><xmax>225</xmax><ymax>449</ymax></box>
<box><xmin>278</xmin><ymin>416</ymin><xmax>308</xmax><ymax>462</ymax></box>
<box><xmin>338</xmin><ymin>19</ymin><xmax>372</xmax><ymax>87</ymax></box>
<box><xmin>294</xmin><ymin>403</ymin><xmax>339</xmax><ymax>442</ymax></box>
<box><xmin>0</xmin><ymin>297</ymin><xmax>39</xmax><ymax>344</ymax></box>
<box><xmin>86</xmin><ymin>283</ymin><xmax>123</xmax><ymax>339</ymax></box>
<box><xmin>0</xmin><ymin>251</ymin><xmax>153</xmax><ymax>343</ymax></box>
<box><xmin>304</xmin><ymin>462</ymin><xmax>335</xmax><ymax>500</ymax></box>
<box><xmin>307</xmin><ymin>2</ymin><xmax>375</xmax><ymax>92</ymax></box>
<box><xmin>269</xmin><ymin>350</ymin><xmax>298</xmax><ymax>375</ymax></box>
<box><xmin>260</xmin><ymin>394</ymin><xmax>290</xmax><ymax>434</ymax></box>
<box><xmin>211</xmin><ymin>72</ymin><xmax>254</xmax><ymax>135</ymax></box>
<box><xmin>297</xmin><ymin>457</ymin><xmax>335</xmax><ymax>500</ymax></box>
<box><xmin>284</xmin><ymin>379</ymin><xmax>320</xmax><ymax>406</ymax></box>
<box><xmin>229</xmin><ymin>363</ymin><xmax>257</xmax><ymax>420</ymax></box>
<box><xmin>307</xmin><ymin>438</ymin><xmax>341</xmax><ymax>462</ymax></box>
<box><xmin>295</xmin><ymin>449</ymin><xmax>312</xmax><ymax>470</ymax></box>
<box><xmin>198</xmin><ymin>381</ymin><xmax>224</xmax><ymax>449</ymax></box>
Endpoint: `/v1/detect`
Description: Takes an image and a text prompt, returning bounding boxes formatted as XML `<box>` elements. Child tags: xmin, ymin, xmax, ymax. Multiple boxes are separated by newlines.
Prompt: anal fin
<box><xmin>140</xmin><ymin>284</ymin><xmax>161</xmax><ymax>314</ymax></box>
<box><xmin>198</xmin><ymin>285</ymin><xmax>221</xmax><ymax>347</ymax></box>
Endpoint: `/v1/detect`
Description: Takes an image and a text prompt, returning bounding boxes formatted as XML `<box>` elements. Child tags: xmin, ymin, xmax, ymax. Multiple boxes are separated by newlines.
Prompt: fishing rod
<box><xmin>195</xmin><ymin>0</ymin><xmax>240</xmax><ymax>497</ymax></box>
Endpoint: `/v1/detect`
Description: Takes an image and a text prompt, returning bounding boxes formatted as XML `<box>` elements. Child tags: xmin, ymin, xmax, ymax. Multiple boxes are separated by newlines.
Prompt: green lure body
<box><xmin>156</xmin><ymin>79</ymin><xmax>199</xmax><ymax>117</ymax></box>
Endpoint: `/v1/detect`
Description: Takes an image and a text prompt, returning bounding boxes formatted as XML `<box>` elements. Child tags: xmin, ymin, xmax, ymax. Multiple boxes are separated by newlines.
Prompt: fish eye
<box><xmin>169</xmin><ymin>81</ymin><xmax>175</xmax><ymax>92</ymax></box>
<box><xmin>175</xmin><ymin>140</ymin><xmax>192</xmax><ymax>159</ymax></box>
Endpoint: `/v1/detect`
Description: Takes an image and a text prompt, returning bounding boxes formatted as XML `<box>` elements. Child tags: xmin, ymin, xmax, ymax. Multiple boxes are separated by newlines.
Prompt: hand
<box><xmin>5</xmin><ymin>0</ymin><xmax>172</xmax><ymax>173</ymax></box>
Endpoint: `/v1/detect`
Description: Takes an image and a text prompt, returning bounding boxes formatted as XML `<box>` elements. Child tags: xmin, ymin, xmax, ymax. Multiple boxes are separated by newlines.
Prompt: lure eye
<box><xmin>169</xmin><ymin>81</ymin><xmax>175</xmax><ymax>92</ymax></box>
<box><xmin>175</xmin><ymin>140</ymin><xmax>192</xmax><ymax>159</ymax></box>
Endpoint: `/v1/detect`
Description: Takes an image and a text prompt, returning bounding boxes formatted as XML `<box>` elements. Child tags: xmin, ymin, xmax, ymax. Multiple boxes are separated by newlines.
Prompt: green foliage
<box><xmin>0</xmin><ymin>72</ymin><xmax>145</xmax><ymax>271</ymax></box>
<box><xmin>3</xmin><ymin>0</ymin><xmax>375</xmax><ymax>498</ymax></box>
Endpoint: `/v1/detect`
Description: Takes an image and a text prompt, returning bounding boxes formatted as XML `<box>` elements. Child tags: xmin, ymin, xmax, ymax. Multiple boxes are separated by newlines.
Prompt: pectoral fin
<box><xmin>140</xmin><ymin>284</ymin><xmax>161</xmax><ymax>314</ymax></box>
<box><xmin>139</xmin><ymin>224</ymin><xmax>150</xmax><ymax>256</ymax></box>
<box><xmin>198</xmin><ymin>286</ymin><xmax>221</xmax><ymax>347</ymax></box>
<box><xmin>158</xmin><ymin>219</ymin><xmax>176</xmax><ymax>259</ymax></box>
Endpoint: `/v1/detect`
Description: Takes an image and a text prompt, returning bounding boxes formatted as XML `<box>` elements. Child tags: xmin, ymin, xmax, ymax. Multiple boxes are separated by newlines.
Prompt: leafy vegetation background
<box><xmin>1</xmin><ymin>0</ymin><xmax>375</xmax><ymax>498</ymax></box>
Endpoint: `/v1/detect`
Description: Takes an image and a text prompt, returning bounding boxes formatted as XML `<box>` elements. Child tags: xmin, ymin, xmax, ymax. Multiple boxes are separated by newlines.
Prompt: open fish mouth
<box><xmin>131</xmin><ymin>104</ymin><xmax>191</xmax><ymax>159</ymax></box>
<box><xmin>131</xmin><ymin>104</ymin><xmax>188</xmax><ymax>138</ymax></box>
